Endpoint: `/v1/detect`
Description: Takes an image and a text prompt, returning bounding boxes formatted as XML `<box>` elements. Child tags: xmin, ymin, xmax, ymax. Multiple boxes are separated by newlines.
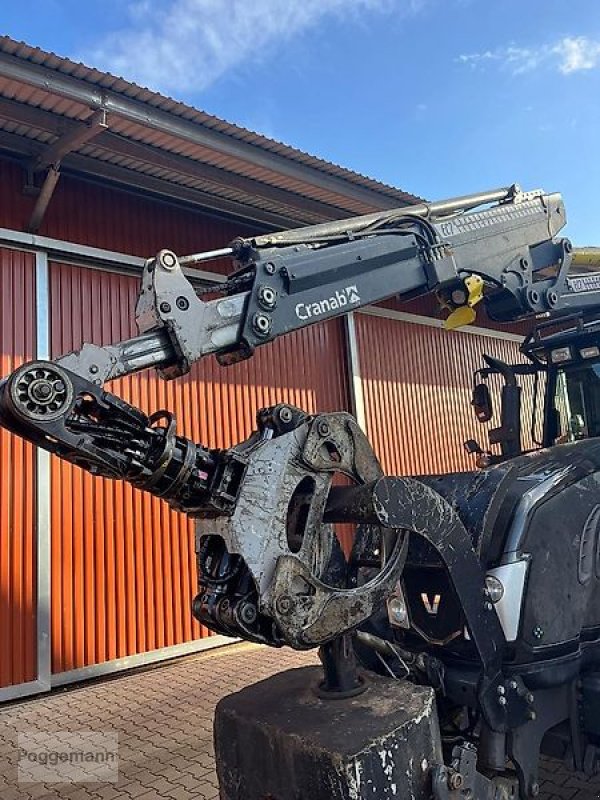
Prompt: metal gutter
<box><xmin>0</xmin><ymin>49</ymin><xmax>415</xmax><ymax>212</ymax></box>
<box><xmin>35</xmin><ymin>250</ymin><xmax>52</xmax><ymax>695</ymax></box>
<box><xmin>344</xmin><ymin>313</ymin><xmax>367</xmax><ymax>431</ymax></box>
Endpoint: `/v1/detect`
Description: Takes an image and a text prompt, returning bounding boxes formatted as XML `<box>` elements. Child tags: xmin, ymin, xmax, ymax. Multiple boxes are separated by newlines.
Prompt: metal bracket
<box><xmin>432</xmin><ymin>743</ymin><xmax>517</xmax><ymax>800</ymax></box>
<box><xmin>30</xmin><ymin>109</ymin><xmax>108</xmax><ymax>173</ymax></box>
<box><xmin>135</xmin><ymin>249</ymin><xmax>249</xmax><ymax>379</ymax></box>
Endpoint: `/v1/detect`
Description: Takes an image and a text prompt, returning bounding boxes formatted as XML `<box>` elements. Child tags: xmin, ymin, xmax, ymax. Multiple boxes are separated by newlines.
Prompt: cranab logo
<box><xmin>295</xmin><ymin>286</ymin><xmax>361</xmax><ymax>321</ymax></box>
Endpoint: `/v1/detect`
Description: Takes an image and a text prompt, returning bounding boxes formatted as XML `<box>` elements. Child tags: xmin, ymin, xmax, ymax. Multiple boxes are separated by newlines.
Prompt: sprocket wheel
<box><xmin>8</xmin><ymin>362</ymin><xmax>73</xmax><ymax>422</ymax></box>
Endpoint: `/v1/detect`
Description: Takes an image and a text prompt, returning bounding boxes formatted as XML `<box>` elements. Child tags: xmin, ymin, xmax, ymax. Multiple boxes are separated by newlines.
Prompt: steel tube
<box><xmin>572</xmin><ymin>247</ymin><xmax>600</xmax><ymax>268</ymax></box>
<box><xmin>251</xmin><ymin>186</ymin><xmax>515</xmax><ymax>247</ymax></box>
<box><xmin>179</xmin><ymin>247</ymin><xmax>234</xmax><ymax>265</ymax></box>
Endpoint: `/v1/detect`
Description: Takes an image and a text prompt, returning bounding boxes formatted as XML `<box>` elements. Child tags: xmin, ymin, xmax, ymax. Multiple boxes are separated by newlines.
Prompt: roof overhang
<box><xmin>0</xmin><ymin>37</ymin><xmax>419</xmax><ymax>231</ymax></box>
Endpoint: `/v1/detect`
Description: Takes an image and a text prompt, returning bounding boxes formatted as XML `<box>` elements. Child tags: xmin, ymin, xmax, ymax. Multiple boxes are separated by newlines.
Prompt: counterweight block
<box><xmin>214</xmin><ymin>665</ymin><xmax>442</xmax><ymax>800</ymax></box>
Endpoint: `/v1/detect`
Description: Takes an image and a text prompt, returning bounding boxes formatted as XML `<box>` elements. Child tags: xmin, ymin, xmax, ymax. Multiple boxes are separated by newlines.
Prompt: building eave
<box><xmin>0</xmin><ymin>36</ymin><xmax>420</xmax><ymax>230</ymax></box>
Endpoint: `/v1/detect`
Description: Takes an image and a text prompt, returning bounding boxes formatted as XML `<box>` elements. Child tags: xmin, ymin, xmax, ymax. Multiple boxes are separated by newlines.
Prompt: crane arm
<box><xmin>0</xmin><ymin>183</ymin><xmax>596</xmax><ymax>652</ymax></box>
<box><xmin>30</xmin><ymin>184</ymin><xmax>575</xmax><ymax>392</ymax></box>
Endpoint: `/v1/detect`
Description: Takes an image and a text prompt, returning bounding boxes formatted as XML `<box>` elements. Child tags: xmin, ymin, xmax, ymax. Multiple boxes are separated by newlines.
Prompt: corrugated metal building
<box><xmin>0</xmin><ymin>37</ymin><xmax>527</xmax><ymax>701</ymax></box>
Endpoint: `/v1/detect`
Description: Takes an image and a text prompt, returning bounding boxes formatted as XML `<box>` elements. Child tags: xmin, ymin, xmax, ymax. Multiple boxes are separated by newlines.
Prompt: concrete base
<box><xmin>214</xmin><ymin>665</ymin><xmax>442</xmax><ymax>800</ymax></box>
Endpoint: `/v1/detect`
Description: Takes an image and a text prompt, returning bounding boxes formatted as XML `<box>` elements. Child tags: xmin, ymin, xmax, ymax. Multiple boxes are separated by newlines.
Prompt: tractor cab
<box><xmin>468</xmin><ymin>312</ymin><xmax>600</xmax><ymax>464</ymax></box>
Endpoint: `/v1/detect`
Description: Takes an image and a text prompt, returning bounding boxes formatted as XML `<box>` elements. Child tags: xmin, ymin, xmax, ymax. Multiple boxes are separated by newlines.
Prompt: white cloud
<box><xmin>81</xmin><ymin>0</ymin><xmax>417</xmax><ymax>95</ymax></box>
<box><xmin>458</xmin><ymin>35</ymin><xmax>600</xmax><ymax>76</ymax></box>
<box><xmin>556</xmin><ymin>36</ymin><xmax>600</xmax><ymax>74</ymax></box>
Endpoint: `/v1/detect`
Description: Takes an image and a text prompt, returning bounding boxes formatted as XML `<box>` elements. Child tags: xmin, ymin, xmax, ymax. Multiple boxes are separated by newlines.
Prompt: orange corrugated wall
<box><xmin>49</xmin><ymin>262</ymin><xmax>350</xmax><ymax>674</ymax></box>
<box><xmin>355</xmin><ymin>312</ymin><xmax>530</xmax><ymax>476</ymax></box>
<box><xmin>0</xmin><ymin>160</ymin><xmax>253</xmax><ymax>264</ymax></box>
<box><xmin>0</xmin><ymin>248</ymin><xmax>37</xmax><ymax>687</ymax></box>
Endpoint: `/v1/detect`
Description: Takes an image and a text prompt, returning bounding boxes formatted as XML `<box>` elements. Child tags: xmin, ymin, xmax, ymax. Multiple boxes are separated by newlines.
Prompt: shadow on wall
<box><xmin>355</xmin><ymin>313</ymin><xmax>537</xmax><ymax>476</ymax></box>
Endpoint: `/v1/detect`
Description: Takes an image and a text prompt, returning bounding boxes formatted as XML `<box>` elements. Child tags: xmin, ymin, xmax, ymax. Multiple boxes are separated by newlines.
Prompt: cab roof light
<box><xmin>550</xmin><ymin>346</ymin><xmax>572</xmax><ymax>364</ymax></box>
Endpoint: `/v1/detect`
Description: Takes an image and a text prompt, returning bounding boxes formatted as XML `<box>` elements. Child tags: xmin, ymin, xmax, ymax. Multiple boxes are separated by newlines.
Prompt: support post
<box><xmin>28</xmin><ymin>166</ymin><xmax>60</xmax><ymax>233</ymax></box>
<box><xmin>344</xmin><ymin>312</ymin><xmax>367</xmax><ymax>431</ymax></box>
<box><xmin>35</xmin><ymin>251</ymin><xmax>52</xmax><ymax>691</ymax></box>
<box><xmin>27</xmin><ymin>109</ymin><xmax>108</xmax><ymax>232</ymax></box>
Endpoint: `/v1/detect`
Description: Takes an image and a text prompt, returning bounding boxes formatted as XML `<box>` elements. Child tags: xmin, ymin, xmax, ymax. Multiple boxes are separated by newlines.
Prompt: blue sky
<box><xmin>2</xmin><ymin>0</ymin><xmax>600</xmax><ymax>242</ymax></box>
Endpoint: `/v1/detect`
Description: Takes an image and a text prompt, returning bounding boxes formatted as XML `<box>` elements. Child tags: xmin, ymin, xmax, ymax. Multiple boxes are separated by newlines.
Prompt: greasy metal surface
<box><xmin>134</xmin><ymin>249</ymin><xmax>248</xmax><ymax>378</ymax></box>
<box><xmin>49</xmin><ymin>262</ymin><xmax>349</xmax><ymax>672</ymax></box>
<box><xmin>0</xmin><ymin>248</ymin><xmax>37</xmax><ymax>687</ymax></box>
<box><xmin>198</xmin><ymin>411</ymin><xmax>400</xmax><ymax>647</ymax></box>
<box><xmin>354</xmin><ymin>311</ymin><xmax>535</xmax><ymax>476</ymax></box>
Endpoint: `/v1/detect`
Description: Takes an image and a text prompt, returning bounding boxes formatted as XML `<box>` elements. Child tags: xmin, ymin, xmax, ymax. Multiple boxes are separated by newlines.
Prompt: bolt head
<box><xmin>498</xmin><ymin>696</ymin><xmax>507</xmax><ymax>706</ymax></box>
<box><xmin>258</xmin><ymin>285</ymin><xmax>277</xmax><ymax>310</ymax></box>
<box><xmin>160</xmin><ymin>251</ymin><xmax>177</xmax><ymax>270</ymax></box>
<box><xmin>485</xmin><ymin>575</ymin><xmax>504</xmax><ymax>603</ymax></box>
<box><xmin>278</xmin><ymin>406</ymin><xmax>293</xmax><ymax>424</ymax></box>
<box><xmin>31</xmin><ymin>381</ymin><xmax>52</xmax><ymax>400</ymax></box>
<box><xmin>176</xmin><ymin>296</ymin><xmax>190</xmax><ymax>311</ymax></box>
<box><xmin>159</xmin><ymin>302</ymin><xmax>172</xmax><ymax>314</ymax></box>
<box><xmin>276</xmin><ymin>595</ymin><xmax>294</xmax><ymax>615</ymax></box>
<box><xmin>317</xmin><ymin>420</ymin><xmax>330</xmax><ymax>437</ymax></box>
<box><xmin>448</xmin><ymin>772</ymin><xmax>464</xmax><ymax>791</ymax></box>
<box><xmin>239</xmin><ymin>603</ymin><xmax>257</xmax><ymax>625</ymax></box>
<box><xmin>264</xmin><ymin>262</ymin><xmax>276</xmax><ymax>274</ymax></box>
<box><xmin>252</xmin><ymin>313</ymin><xmax>272</xmax><ymax>337</ymax></box>
<box><xmin>388</xmin><ymin>596</ymin><xmax>408</xmax><ymax>626</ymax></box>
